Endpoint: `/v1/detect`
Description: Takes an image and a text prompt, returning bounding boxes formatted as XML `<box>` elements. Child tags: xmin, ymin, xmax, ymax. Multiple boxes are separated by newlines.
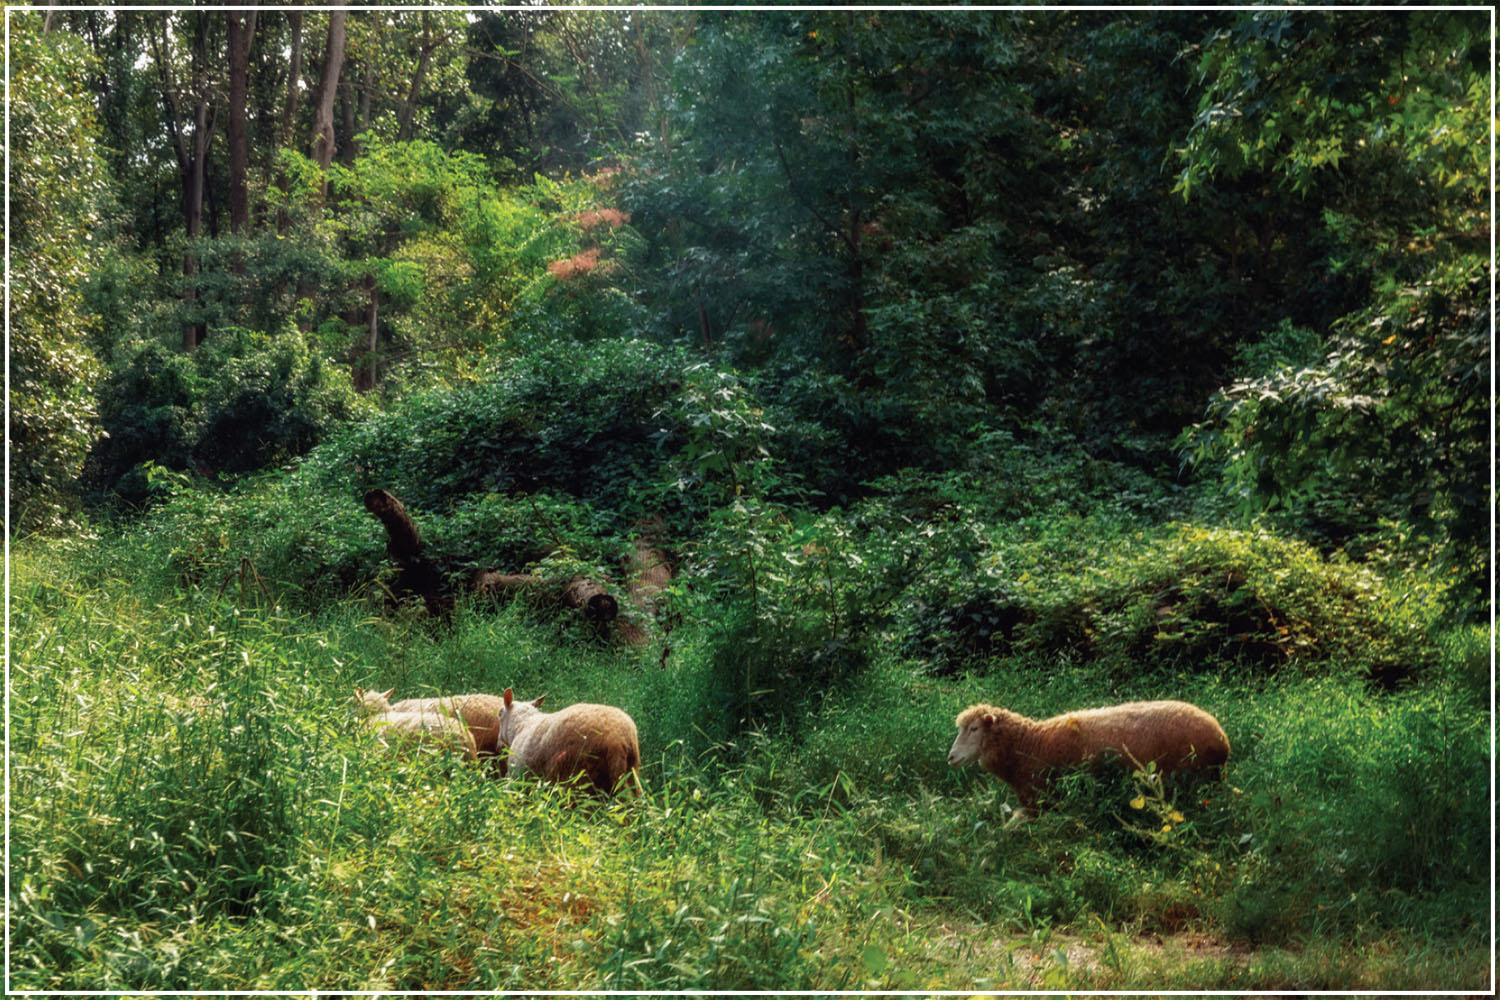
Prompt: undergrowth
<box><xmin>8</xmin><ymin>528</ymin><xmax>1489</xmax><ymax>991</ymax></box>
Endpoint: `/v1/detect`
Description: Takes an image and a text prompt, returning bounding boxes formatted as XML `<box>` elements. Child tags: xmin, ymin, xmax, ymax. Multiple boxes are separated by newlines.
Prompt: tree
<box><xmin>623</xmin><ymin>11</ymin><xmax>1067</xmax><ymax>473</ymax></box>
<box><xmin>9</xmin><ymin>23</ymin><xmax>111</xmax><ymax>530</ymax></box>
<box><xmin>309</xmin><ymin>2</ymin><xmax>347</xmax><ymax>183</ymax></box>
<box><xmin>149</xmin><ymin>10</ymin><xmax>221</xmax><ymax>349</ymax></box>
<box><xmin>226</xmin><ymin>8</ymin><xmax>258</xmax><ymax>241</ymax></box>
<box><xmin>1179</xmin><ymin>9</ymin><xmax>1491</xmax><ymax>605</ymax></box>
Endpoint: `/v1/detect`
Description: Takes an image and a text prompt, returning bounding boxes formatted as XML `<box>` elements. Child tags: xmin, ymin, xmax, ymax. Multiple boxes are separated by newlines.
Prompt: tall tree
<box><xmin>309</xmin><ymin>2</ymin><xmax>347</xmax><ymax>184</ymax></box>
<box><xmin>9</xmin><ymin>23</ymin><xmax>110</xmax><ymax>530</ymax></box>
<box><xmin>150</xmin><ymin>10</ymin><xmax>220</xmax><ymax>349</ymax></box>
<box><xmin>226</xmin><ymin>8</ymin><xmax>257</xmax><ymax>244</ymax></box>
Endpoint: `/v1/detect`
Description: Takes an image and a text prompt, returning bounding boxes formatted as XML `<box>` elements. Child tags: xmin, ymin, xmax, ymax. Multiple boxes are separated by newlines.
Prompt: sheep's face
<box><xmin>948</xmin><ymin>716</ymin><xmax>988</xmax><ymax>767</ymax></box>
<box><xmin>499</xmin><ymin>688</ymin><xmax>545</xmax><ymax>747</ymax></box>
<box><xmin>352</xmin><ymin>686</ymin><xmax>394</xmax><ymax>718</ymax></box>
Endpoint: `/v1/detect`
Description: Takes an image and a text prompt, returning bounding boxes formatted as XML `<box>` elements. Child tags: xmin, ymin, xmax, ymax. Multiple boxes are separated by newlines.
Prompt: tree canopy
<box><xmin>11</xmin><ymin>7</ymin><xmax>1491</xmax><ymax>604</ymax></box>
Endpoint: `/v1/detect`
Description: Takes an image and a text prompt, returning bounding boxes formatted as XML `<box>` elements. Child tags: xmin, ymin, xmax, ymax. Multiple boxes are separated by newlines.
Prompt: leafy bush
<box><xmin>322</xmin><ymin>339</ymin><xmax>745</xmax><ymax>520</ymax></box>
<box><xmin>8</xmin><ymin>25</ymin><xmax>110</xmax><ymax>532</ymax></box>
<box><xmin>89</xmin><ymin>328</ymin><xmax>361</xmax><ymax>505</ymax></box>
<box><xmin>903</xmin><ymin>521</ymin><xmax>1442</xmax><ymax>683</ymax></box>
<box><xmin>679</xmin><ymin>498</ymin><xmax>879</xmax><ymax>737</ymax></box>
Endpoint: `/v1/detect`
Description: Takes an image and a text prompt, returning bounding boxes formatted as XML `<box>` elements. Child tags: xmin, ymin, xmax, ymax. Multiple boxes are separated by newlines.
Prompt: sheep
<box><xmin>498</xmin><ymin>687</ymin><xmax>641</xmax><ymax>796</ymax></box>
<box><xmin>350</xmin><ymin>686</ymin><xmax>478</xmax><ymax>761</ymax></box>
<box><xmin>948</xmin><ymin>699</ymin><xmax>1229</xmax><ymax>815</ymax></box>
<box><xmin>351</xmin><ymin>685</ymin><xmax>396</xmax><ymax>717</ymax></box>
<box><xmin>352</xmin><ymin>687</ymin><xmax>509</xmax><ymax>770</ymax></box>
<box><xmin>388</xmin><ymin>692</ymin><xmax>508</xmax><ymax>770</ymax></box>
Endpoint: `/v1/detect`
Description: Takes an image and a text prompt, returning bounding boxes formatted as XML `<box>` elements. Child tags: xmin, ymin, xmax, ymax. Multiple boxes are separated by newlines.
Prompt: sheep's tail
<box><xmin>603</xmin><ymin>742</ymin><xmax>642</xmax><ymax>797</ymax></box>
<box><xmin>622</xmin><ymin>745</ymin><xmax>643</xmax><ymax>797</ymax></box>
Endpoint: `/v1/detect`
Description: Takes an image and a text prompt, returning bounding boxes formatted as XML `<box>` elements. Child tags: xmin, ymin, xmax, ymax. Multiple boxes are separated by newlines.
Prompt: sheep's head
<box><xmin>499</xmin><ymin>687</ymin><xmax>546</xmax><ymax>747</ymax></box>
<box><xmin>352</xmin><ymin>686</ymin><xmax>395</xmax><ymax>717</ymax></box>
<box><xmin>949</xmin><ymin>704</ymin><xmax>1009</xmax><ymax>766</ymax></box>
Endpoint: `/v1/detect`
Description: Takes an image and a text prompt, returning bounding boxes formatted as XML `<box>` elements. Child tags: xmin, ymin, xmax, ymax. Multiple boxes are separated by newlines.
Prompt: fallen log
<box><xmin>363</xmin><ymin>488</ymin><xmax>448</xmax><ymax>616</ymax></box>
<box><xmin>473</xmin><ymin>569</ymin><xmax>618</xmax><ymax>633</ymax></box>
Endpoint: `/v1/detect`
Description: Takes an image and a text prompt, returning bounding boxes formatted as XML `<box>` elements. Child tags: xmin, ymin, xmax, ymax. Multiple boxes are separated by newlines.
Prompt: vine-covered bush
<box><xmin>320</xmin><ymin>339</ymin><xmax>725</xmax><ymax>518</ymax></box>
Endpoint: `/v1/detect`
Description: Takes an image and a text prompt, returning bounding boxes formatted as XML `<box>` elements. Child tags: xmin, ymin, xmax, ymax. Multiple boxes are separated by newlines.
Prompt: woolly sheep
<box><xmin>388</xmin><ymin>692</ymin><xmax>508</xmax><ymax>770</ymax></box>
<box><xmin>498</xmin><ymin>688</ymin><xmax>641</xmax><ymax>796</ymax></box>
<box><xmin>948</xmin><ymin>699</ymin><xmax>1230</xmax><ymax>814</ymax></box>
<box><xmin>351</xmin><ymin>686</ymin><xmax>477</xmax><ymax>761</ymax></box>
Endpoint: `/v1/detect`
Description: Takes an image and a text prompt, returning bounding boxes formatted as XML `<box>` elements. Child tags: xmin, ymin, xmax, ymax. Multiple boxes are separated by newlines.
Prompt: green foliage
<box><xmin>8</xmin><ymin>23</ymin><xmax>110</xmax><ymax>531</ymax></box>
<box><xmin>9</xmin><ymin>534</ymin><xmax>1488</xmax><ymax>990</ymax></box>
<box><xmin>89</xmin><ymin>327</ymin><xmax>361</xmax><ymax>504</ymax></box>
<box><xmin>1174</xmin><ymin>9</ymin><xmax>1489</xmax><ymax>609</ymax></box>
<box><xmin>902</xmin><ymin>521</ymin><xmax>1443</xmax><ymax>684</ymax></box>
<box><xmin>323</xmin><ymin>339</ymin><xmax>707</xmax><ymax>518</ymax></box>
<box><xmin>1186</xmin><ymin>254</ymin><xmax>1489</xmax><ymax>608</ymax></box>
<box><xmin>684</xmin><ymin>499</ymin><xmax>872</xmax><ymax>736</ymax></box>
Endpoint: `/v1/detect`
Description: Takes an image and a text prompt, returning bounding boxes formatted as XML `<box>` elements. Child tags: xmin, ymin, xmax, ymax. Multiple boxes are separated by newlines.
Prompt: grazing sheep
<box><xmin>389</xmin><ymin>693</ymin><xmax>508</xmax><ymax>768</ymax></box>
<box><xmin>351</xmin><ymin>686</ymin><xmax>477</xmax><ymax>761</ymax></box>
<box><xmin>498</xmin><ymin>688</ymin><xmax>641</xmax><ymax>796</ymax></box>
<box><xmin>948</xmin><ymin>699</ymin><xmax>1229</xmax><ymax>814</ymax></box>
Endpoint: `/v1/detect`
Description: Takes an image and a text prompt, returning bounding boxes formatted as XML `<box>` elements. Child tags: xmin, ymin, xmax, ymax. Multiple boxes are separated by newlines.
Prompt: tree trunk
<box><xmin>310</xmin><ymin>3</ymin><xmax>347</xmax><ymax>183</ymax></box>
<box><xmin>154</xmin><ymin>12</ymin><xmax>219</xmax><ymax>350</ymax></box>
<box><xmin>355</xmin><ymin>52</ymin><xmax>375</xmax><ymax>156</ymax></box>
<box><xmin>338</xmin><ymin>73</ymin><xmax>357</xmax><ymax>166</ymax></box>
<box><xmin>273</xmin><ymin>10</ymin><xmax>304</xmax><ymax>234</ymax></box>
<box><xmin>182</xmin><ymin>98</ymin><xmax>214</xmax><ymax>350</ymax></box>
<box><xmin>279</xmin><ymin>11</ymin><xmax>304</xmax><ymax>148</ymax></box>
<box><xmin>354</xmin><ymin>278</ymin><xmax>379</xmax><ymax>392</ymax></box>
<box><xmin>396</xmin><ymin>11</ymin><xmax>433</xmax><ymax>142</ymax></box>
<box><xmin>226</xmin><ymin>8</ymin><xmax>257</xmax><ymax>246</ymax></box>
<box><xmin>363</xmin><ymin>488</ymin><xmax>448</xmax><ymax>616</ymax></box>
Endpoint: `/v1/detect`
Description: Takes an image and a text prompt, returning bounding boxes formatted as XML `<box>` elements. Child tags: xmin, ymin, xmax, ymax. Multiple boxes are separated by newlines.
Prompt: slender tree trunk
<box><xmin>160</xmin><ymin>12</ymin><xmax>218</xmax><ymax>352</ymax></box>
<box><xmin>310</xmin><ymin>2</ymin><xmax>347</xmax><ymax>187</ymax></box>
<box><xmin>355</xmin><ymin>278</ymin><xmax>380</xmax><ymax>392</ymax></box>
<box><xmin>226</xmin><ymin>8</ymin><xmax>257</xmax><ymax>247</ymax></box>
<box><xmin>396</xmin><ymin>11</ymin><xmax>432</xmax><ymax>142</ymax></box>
<box><xmin>338</xmin><ymin>73</ymin><xmax>357</xmax><ymax>166</ymax></box>
<box><xmin>273</xmin><ymin>10</ymin><xmax>304</xmax><ymax>235</ymax></box>
<box><xmin>355</xmin><ymin>52</ymin><xmax>374</xmax><ymax>155</ymax></box>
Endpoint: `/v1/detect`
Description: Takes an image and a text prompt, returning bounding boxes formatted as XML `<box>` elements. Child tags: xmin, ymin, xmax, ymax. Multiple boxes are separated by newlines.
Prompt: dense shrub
<box><xmin>902</xmin><ymin>521</ymin><xmax>1442</xmax><ymax>684</ymax></box>
<box><xmin>320</xmin><ymin>339</ymin><xmax>699</xmax><ymax>517</ymax></box>
<box><xmin>89</xmin><ymin>328</ymin><xmax>360</xmax><ymax>505</ymax></box>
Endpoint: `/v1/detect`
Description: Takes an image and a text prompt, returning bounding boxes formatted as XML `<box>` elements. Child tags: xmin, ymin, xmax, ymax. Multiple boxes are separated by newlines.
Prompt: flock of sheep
<box><xmin>353</xmin><ymin>685</ymin><xmax>1230</xmax><ymax>814</ymax></box>
<box><xmin>353</xmin><ymin>686</ymin><xmax>642</xmax><ymax>795</ymax></box>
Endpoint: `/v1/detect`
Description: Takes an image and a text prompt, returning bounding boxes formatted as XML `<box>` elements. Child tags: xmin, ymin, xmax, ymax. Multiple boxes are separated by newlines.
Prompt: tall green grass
<box><xmin>8</xmin><ymin>536</ymin><xmax>1490</xmax><ymax>990</ymax></box>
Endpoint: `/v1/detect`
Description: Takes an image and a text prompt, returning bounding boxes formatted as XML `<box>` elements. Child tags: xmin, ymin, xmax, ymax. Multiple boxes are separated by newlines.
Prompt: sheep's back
<box><xmin>392</xmin><ymin>693</ymin><xmax>506</xmax><ymax>757</ymax></box>
<box><xmin>519</xmin><ymin>703</ymin><xmax>640</xmax><ymax>794</ymax></box>
<box><xmin>367</xmin><ymin>709</ymin><xmax>478</xmax><ymax>760</ymax></box>
<box><xmin>1042</xmin><ymin>700</ymin><xmax>1228</xmax><ymax>772</ymax></box>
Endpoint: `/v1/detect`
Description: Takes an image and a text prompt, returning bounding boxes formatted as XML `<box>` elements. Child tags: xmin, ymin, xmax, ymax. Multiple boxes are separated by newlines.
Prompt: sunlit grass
<box><xmin>7</xmin><ymin>537</ymin><xmax>1489</xmax><ymax>990</ymax></box>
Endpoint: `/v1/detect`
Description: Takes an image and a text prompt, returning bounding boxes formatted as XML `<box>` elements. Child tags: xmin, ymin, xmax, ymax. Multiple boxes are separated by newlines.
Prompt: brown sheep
<box><xmin>499</xmin><ymin>688</ymin><xmax>642</xmax><ymax>797</ymax></box>
<box><xmin>948</xmin><ymin>699</ymin><xmax>1229</xmax><ymax>814</ymax></box>
<box><xmin>351</xmin><ymin>686</ymin><xmax>478</xmax><ymax>761</ymax></box>
<box><xmin>389</xmin><ymin>692</ymin><xmax>508</xmax><ymax>772</ymax></box>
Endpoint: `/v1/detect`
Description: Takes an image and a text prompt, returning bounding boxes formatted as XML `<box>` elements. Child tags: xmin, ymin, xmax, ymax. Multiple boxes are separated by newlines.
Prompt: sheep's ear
<box><xmin>534</xmin><ymin>693</ymin><xmax>546</xmax><ymax>708</ymax></box>
<box><xmin>380</xmin><ymin>688</ymin><xmax>394</xmax><ymax>701</ymax></box>
<box><xmin>503</xmin><ymin>688</ymin><xmax>513</xmax><ymax>708</ymax></box>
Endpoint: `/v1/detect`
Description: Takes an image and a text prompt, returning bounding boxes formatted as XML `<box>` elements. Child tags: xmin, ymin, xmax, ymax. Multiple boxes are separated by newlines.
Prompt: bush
<box><xmin>90</xmin><ymin>328</ymin><xmax>361</xmax><ymax>505</ymax></box>
<box><xmin>903</xmin><ymin>520</ymin><xmax>1443</xmax><ymax>683</ymax></box>
<box><xmin>322</xmin><ymin>339</ymin><xmax>700</xmax><ymax>517</ymax></box>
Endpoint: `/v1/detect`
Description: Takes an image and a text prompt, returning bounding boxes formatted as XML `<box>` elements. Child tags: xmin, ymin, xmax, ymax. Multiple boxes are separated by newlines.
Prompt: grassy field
<box><xmin>8</xmin><ymin>535</ymin><xmax>1492</xmax><ymax>991</ymax></box>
